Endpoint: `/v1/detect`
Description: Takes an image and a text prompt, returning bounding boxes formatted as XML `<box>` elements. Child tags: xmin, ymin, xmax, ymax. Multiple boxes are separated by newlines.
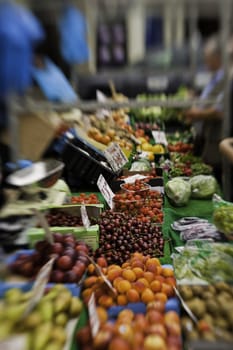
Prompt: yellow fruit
<box><xmin>138</xmin><ymin>137</ymin><xmax>148</xmax><ymax>144</ymax></box>
<box><xmin>142</xmin><ymin>143</ymin><xmax>153</xmax><ymax>152</ymax></box>
<box><xmin>147</xmin><ymin>152</ymin><xmax>155</xmax><ymax>161</ymax></box>
<box><xmin>152</xmin><ymin>145</ymin><xmax>165</xmax><ymax>154</ymax></box>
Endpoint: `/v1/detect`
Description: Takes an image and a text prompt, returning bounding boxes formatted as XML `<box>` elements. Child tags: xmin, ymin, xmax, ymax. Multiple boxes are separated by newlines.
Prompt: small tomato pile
<box><xmin>70</xmin><ymin>193</ymin><xmax>100</xmax><ymax>204</ymax></box>
<box><xmin>113</xmin><ymin>190</ymin><xmax>163</xmax><ymax>223</ymax></box>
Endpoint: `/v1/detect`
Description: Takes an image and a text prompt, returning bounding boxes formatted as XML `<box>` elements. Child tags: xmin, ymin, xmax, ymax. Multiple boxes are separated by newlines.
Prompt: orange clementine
<box><xmin>145</xmin><ymin>258</ymin><xmax>160</xmax><ymax>268</ymax></box>
<box><xmin>150</xmin><ymin>280</ymin><xmax>162</xmax><ymax>293</ymax></box>
<box><xmin>122</xmin><ymin>262</ymin><xmax>131</xmax><ymax>269</ymax></box>
<box><xmin>82</xmin><ymin>287</ymin><xmax>93</xmax><ymax>300</ymax></box>
<box><xmin>122</xmin><ymin>269</ymin><xmax>137</xmax><ymax>282</ymax></box>
<box><xmin>83</xmin><ymin>276</ymin><xmax>98</xmax><ymax>288</ymax></box>
<box><xmin>117</xmin><ymin>294</ymin><xmax>128</xmax><ymax>306</ymax></box>
<box><xmin>165</xmin><ymin>277</ymin><xmax>176</xmax><ymax>287</ymax></box>
<box><xmin>132</xmin><ymin>267</ymin><xmax>144</xmax><ymax>278</ymax></box>
<box><xmin>126</xmin><ymin>288</ymin><xmax>140</xmax><ymax>303</ymax></box>
<box><xmin>141</xmin><ymin>288</ymin><xmax>155</xmax><ymax>303</ymax></box>
<box><xmin>143</xmin><ymin>271</ymin><xmax>155</xmax><ymax>283</ymax></box>
<box><xmin>154</xmin><ymin>292</ymin><xmax>167</xmax><ymax>303</ymax></box>
<box><xmin>131</xmin><ymin>260</ymin><xmax>144</xmax><ymax>269</ymax></box>
<box><xmin>107</xmin><ymin>267</ymin><xmax>122</xmax><ymax>281</ymax></box>
<box><xmin>98</xmin><ymin>295</ymin><xmax>114</xmax><ymax>308</ymax></box>
<box><xmin>161</xmin><ymin>267</ymin><xmax>174</xmax><ymax>277</ymax></box>
<box><xmin>118</xmin><ymin>309</ymin><xmax>135</xmax><ymax>321</ymax></box>
<box><xmin>109</xmin><ymin>336</ymin><xmax>131</xmax><ymax>350</ymax></box>
<box><xmin>96</xmin><ymin>306</ymin><xmax>108</xmax><ymax>324</ymax></box>
<box><xmin>133</xmin><ymin>280</ymin><xmax>147</xmax><ymax>294</ymax></box>
<box><xmin>161</xmin><ymin>283</ymin><xmax>174</xmax><ymax>297</ymax></box>
<box><xmin>87</xmin><ymin>263</ymin><xmax>96</xmax><ymax>275</ymax></box>
<box><xmin>155</xmin><ymin>275</ymin><xmax>165</xmax><ymax>284</ymax></box>
<box><xmin>137</xmin><ymin>277</ymin><xmax>149</xmax><ymax>287</ymax></box>
<box><xmin>116</xmin><ymin>280</ymin><xmax>131</xmax><ymax>293</ymax></box>
<box><xmin>113</xmin><ymin>276</ymin><xmax>124</xmax><ymax>289</ymax></box>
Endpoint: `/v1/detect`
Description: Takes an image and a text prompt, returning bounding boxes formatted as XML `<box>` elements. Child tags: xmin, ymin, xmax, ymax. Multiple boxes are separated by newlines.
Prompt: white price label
<box><xmin>104</xmin><ymin>142</ymin><xmax>128</xmax><ymax>172</ymax></box>
<box><xmin>97</xmin><ymin>174</ymin><xmax>114</xmax><ymax>209</ymax></box>
<box><xmin>152</xmin><ymin>131</ymin><xmax>168</xmax><ymax>146</ymax></box>
<box><xmin>88</xmin><ymin>293</ymin><xmax>100</xmax><ymax>338</ymax></box>
<box><xmin>0</xmin><ymin>336</ymin><xmax>26</xmax><ymax>350</ymax></box>
<box><xmin>123</xmin><ymin>174</ymin><xmax>147</xmax><ymax>184</ymax></box>
<box><xmin>81</xmin><ymin>205</ymin><xmax>90</xmax><ymax>229</ymax></box>
<box><xmin>23</xmin><ymin>256</ymin><xmax>56</xmax><ymax>316</ymax></box>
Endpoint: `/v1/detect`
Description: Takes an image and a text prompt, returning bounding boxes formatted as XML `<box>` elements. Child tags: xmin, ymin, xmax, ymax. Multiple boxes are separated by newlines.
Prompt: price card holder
<box><xmin>88</xmin><ymin>293</ymin><xmax>100</xmax><ymax>338</ymax></box>
<box><xmin>104</xmin><ymin>142</ymin><xmax>128</xmax><ymax>172</ymax></box>
<box><xmin>23</xmin><ymin>256</ymin><xmax>56</xmax><ymax>317</ymax></box>
<box><xmin>152</xmin><ymin>131</ymin><xmax>168</xmax><ymax>146</ymax></box>
<box><xmin>81</xmin><ymin>205</ymin><xmax>90</xmax><ymax>229</ymax></box>
<box><xmin>97</xmin><ymin>174</ymin><xmax>114</xmax><ymax>209</ymax></box>
<box><xmin>0</xmin><ymin>336</ymin><xmax>26</xmax><ymax>350</ymax></box>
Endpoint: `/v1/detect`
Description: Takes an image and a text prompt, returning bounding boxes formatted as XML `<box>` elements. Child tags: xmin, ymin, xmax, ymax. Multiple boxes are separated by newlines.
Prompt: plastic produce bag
<box><xmin>189</xmin><ymin>175</ymin><xmax>217</xmax><ymax>199</ymax></box>
<box><xmin>173</xmin><ymin>242</ymin><xmax>233</xmax><ymax>284</ymax></box>
<box><xmin>32</xmin><ymin>58</ymin><xmax>78</xmax><ymax>103</ymax></box>
<box><xmin>213</xmin><ymin>194</ymin><xmax>233</xmax><ymax>240</ymax></box>
<box><xmin>165</xmin><ymin>177</ymin><xmax>191</xmax><ymax>206</ymax></box>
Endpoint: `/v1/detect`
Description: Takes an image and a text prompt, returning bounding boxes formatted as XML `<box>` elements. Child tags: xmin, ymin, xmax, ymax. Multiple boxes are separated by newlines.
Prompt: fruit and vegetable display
<box><xmin>94</xmin><ymin>211</ymin><xmax>164</xmax><ymax>265</ymax></box>
<box><xmin>165</xmin><ymin>178</ymin><xmax>191</xmax><ymax>207</ymax></box>
<box><xmin>171</xmin><ymin>217</ymin><xmax>222</xmax><ymax>241</ymax></box>
<box><xmin>69</xmin><ymin>193</ymin><xmax>100</xmax><ymax>205</ymax></box>
<box><xmin>179</xmin><ymin>283</ymin><xmax>233</xmax><ymax>343</ymax></box>
<box><xmin>76</xmin><ymin>306</ymin><xmax>182</xmax><ymax>350</ymax></box>
<box><xmin>0</xmin><ymin>284</ymin><xmax>83</xmax><ymax>348</ymax></box>
<box><xmin>163</xmin><ymin>153</ymin><xmax>213</xmax><ymax>177</ymax></box>
<box><xmin>173</xmin><ymin>242</ymin><xmax>233</xmax><ymax>284</ymax></box>
<box><xmin>113</xmin><ymin>188</ymin><xmax>163</xmax><ymax>222</ymax></box>
<box><xmin>87</xmin><ymin>111</ymin><xmax>134</xmax><ymax>152</ymax></box>
<box><xmin>82</xmin><ymin>253</ymin><xmax>175</xmax><ymax>307</ymax></box>
<box><xmin>1</xmin><ymin>87</ymin><xmax>233</xmax><ymax>350</ymax></box>
<box><xmin>8</xmin><ymin>233</ymin><xmax>92</xmax><ymax>283</ymax></box>
<box><xmin>165</xmin><ymin>175</ymin><xmax>218</xmax><ymax>207</ymax></box>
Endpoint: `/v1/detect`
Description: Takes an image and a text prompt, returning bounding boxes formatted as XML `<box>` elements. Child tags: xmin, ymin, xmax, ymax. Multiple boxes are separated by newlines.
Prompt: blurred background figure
<box><xmin>184</xmin><ymin>35</ymin><xmax>225</xmax><ymax>183</ymax></box>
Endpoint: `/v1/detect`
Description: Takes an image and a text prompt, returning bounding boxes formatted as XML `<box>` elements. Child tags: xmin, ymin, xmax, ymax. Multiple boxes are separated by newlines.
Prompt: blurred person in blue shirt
<box><xmin>184</xmin><ymin>35</ymin><xmax>225</xmax><ymax>183</ymax></box>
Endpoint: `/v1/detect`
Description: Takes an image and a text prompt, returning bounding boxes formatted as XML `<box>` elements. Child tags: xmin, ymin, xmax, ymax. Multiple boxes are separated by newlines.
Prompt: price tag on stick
<box><xmin>23</xmin><ymin>256</ymin><xmax>56</xmax><ymax>317</ymax></box>
<box><xmin>86</xmin><ymin>255</ymin><xmax>116</xmax><ymax>295</ymax></box>
<box><xmin>152</xmin><ymin>131</ymin><xmax>168</xmax><ymax>146</ymax></box>
<box><xmin>97</xmin><ymin>174</ymin><xmax>114</xmax><ymax>209</ymax></box>
<box><xmin>0</xmin><ymin>336</ymin><xmax>26</xmax><ymax>350</ymax></box>
<box><xmin>88</xmin><ymin>293</ymin><xmax>100</xmax><ymax>338</ymax></box>
<box><xmin>81</xmin><ymin>205</ymin><xmax>90</xmax><ymax>229</ymax></box>
<box><xmin>104</xmin><ymin>142</ymin><xmax>128</xmax><ymax>172</ymax></box>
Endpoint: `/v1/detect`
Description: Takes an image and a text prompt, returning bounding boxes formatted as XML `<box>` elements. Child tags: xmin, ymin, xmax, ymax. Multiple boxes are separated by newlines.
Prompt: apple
<box><xmin>50</xmin><ymin>269</ymin><xmax>64</xmax><ymax>283</ymax></box>
<box><xmin>53</xmin><ymin>232</ymin><xmax>64</xmax><ymax>243</ymax></box>
<box><xmin>56</xmin><ymin>255</ymin><xmax>73</xmax><ymax>270</ymax></box>
<box><xmin>64</xmin><ymin>271</ymin><xmax>78</xmax><ymax>283</ymax></box>
<box><xmin>51</xmin><ymin>242</ymin><xmax>63</xmax><ymax>255</ymax></box>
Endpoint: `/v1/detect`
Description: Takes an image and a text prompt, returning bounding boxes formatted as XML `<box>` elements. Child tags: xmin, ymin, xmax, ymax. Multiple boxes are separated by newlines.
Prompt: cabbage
<box><xmin>130</xmin><ymin>159</ymin><xmax>151</xmax><ymax>172</ymax></box>
<box><xmin>190</xmin><ymin>175</ymin><xmax>217</xmax><ymax>199</ymax></box>
<box><xmin>165</xmin><ymin>177</ymin><xmax>191</xmax><ymax>206</ymax></box>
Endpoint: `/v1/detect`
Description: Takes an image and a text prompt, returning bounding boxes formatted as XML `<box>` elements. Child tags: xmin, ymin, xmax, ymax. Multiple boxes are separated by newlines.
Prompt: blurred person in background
<box><xmin>184</xmin><ymin>35</ymin><xmax>225</xmax><ymax>183</ymax></box>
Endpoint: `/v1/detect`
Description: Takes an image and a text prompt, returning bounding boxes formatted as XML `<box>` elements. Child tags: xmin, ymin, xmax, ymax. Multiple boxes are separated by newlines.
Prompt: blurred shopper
<box><xmin>184</xmin><ymin>35</ymin><xmax>225</xmax><ymax>183</ymax></box>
